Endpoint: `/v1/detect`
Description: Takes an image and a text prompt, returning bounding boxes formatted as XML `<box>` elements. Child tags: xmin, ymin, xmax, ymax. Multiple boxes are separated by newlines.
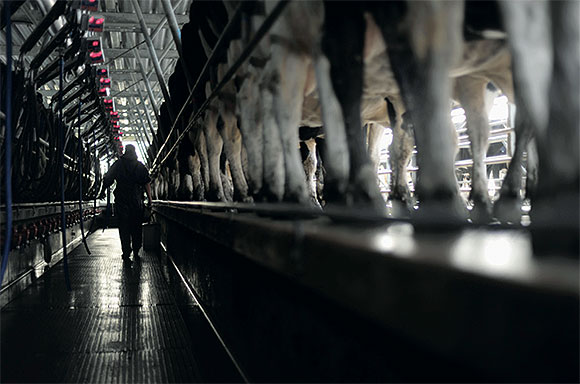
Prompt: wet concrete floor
<box><xmin>1</xmin><ymin>229</ymin><xmax>201</xmax><ymax>383</ymax></box>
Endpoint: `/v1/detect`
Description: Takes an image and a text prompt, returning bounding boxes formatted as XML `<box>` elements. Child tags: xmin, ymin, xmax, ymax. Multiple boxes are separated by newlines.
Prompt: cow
<box><xmin>498</xmin><ymin>0</ymin><xmax>579</xmax><ymax>249</ymax></box>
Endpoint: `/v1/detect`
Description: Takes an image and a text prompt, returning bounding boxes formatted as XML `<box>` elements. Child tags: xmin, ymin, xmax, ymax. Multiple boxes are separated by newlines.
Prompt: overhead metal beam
<box><xmin>135</xmin><ymin>84</ymin><xmax>159</xmax><ymax>146</ymax></box>
<box><xmin>160</xmin><ymin>0</ymin><xmax>193</xmax><ymax>90</ymax></box>
<box><xmin>132</xmin><ymin>53</ymin><xmax>160</xmax><ymax>119</ymax></box>
<box><xmin>37</xmin><ymin>88</ymin><xmax>153</xmax><ymax>98</ymax></box>
<box><xmin>105</xmin><ymin>47</ymin><xmax>179</xmax><ymax>60</ymax></box>
<box><xmin>91</xmin><ymin>12</ymin><xmax>188</xmax><ymax>26</ymax></box>
<box><xmin>0</xmin><ymin>46</ymin><xmax>180</xmax><ymax>59</ymax></box>
<box><xmin>104</xmin><ymin>5</ymin><xmax>181</xmax><ymax>64</ymax></box>
<box><xmin>130</xmin><ymin>0</ymin><xmax>176</xmax><ymax>122</ymax></box>
<box><xmin>132</xmin><ymin>98</ymin><xmax>153</xmax><ymax>146</ymax></box>
<box><xmin>130</xmin><ymin>125</ymin><xmax>149</xmax><ymax>164</ymax></box>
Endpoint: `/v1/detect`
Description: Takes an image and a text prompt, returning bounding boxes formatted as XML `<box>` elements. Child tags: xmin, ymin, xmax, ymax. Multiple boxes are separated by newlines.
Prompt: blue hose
<box><xmin>77</xmin><ymin>100</ymin><xmax>91</xmax><ymax>254</ymax></box>
<box><xmin>0</xmin><ymin>5</ymin><xmax>13</xmax><ymax>288</ymax></box>
<box><xmin>59</xmin><ymin>53</ymin><xmax>71</xmax><ymax>291</ymax></box>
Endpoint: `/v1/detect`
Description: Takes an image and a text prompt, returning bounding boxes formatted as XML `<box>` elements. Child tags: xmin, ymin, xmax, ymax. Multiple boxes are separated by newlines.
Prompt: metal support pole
<box><xmin>135</xmin><ymin>85</ymin><xmax>158</xmax><ymax>145</ymax></box>
<box><xmin>135</xmin><ymin>124</ymin><xmax>151</xmax><ymax>164</ymax></box>
<box><xmin>58</xmin><ymin>51</ymin><xmax>72</xmax><ymax>291</ymax></box>
<box><xmin>128</xmin><ymin>115</ymin><xmax>148</xmax><ymax>150</ymax></box>
<box><xmin>159</xmin><ymin>41</ymin><xmax>175</xmax><ymax>63</ymax></box>
<box><xmin>132</xmin><ymin>103</ymin><xmax>153</xmax><ymax>147</ymax></box>
<box><xmin>108</xmin><ymin>0</ymin><xmax>187</xmax><ymax>64</ymax></box>
<box><xmin>133</xmin><ymin>53</ymin><xmax>160</xmax><ymax>119</ymax></box>
<box><xmin>139</xmin><ymin>114</ymin><xmax>153</xmax><ymax>146</ymax></box>
<box><xmin>135</xmin><ymin>129</ymin><xmax>149</xmax><ymax>160</ymax></box>
<box><xmin>160</xmin><ymin>0</ymin><xmax>193</xmax><ymax>90</ymax></box>
<box><xmin>132</xmin><ymin>128</ymin><xmax>148</xmax><ymax>164</ymax></box>
<box><xmin>130</xmin><ymin>0</ymin><xmax>176</xmax><ymax>122</ymax></box>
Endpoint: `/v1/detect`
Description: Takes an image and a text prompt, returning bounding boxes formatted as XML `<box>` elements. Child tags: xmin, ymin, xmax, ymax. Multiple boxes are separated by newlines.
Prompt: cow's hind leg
<box><xmin>260</xmin><ymin>68</ymin><xmax>285</xmax><ymax>202</ymax></box>
<box><xmin>455</xmin><ymin>76</ymin><xmax>493</xmax><ymax>223</ymax></box>
<box><xmin>367</xmin><ymin>122</ymin><xmax>384</xmax><ymax>181</ymax></box>
<box><xmin>270</xmin><ymin>44</ymin><xmax>310</xmax><ymax>204</ymax></box>
<box><xmin>375</xmin><ymin>2</ymin><xmax>467</xmax><ymax>220</ymax></box>
<box><xmin>533</xmin><ymin>0</ymin><xmax>579</xmax><ymax>252</ymax></box>
<box><xmin>203</xmin><ymin>108</ymin><xmax>226</xmax><ymax>202</ymax></box>
<box><xmin>237</xmin><ymin>70</ymin><xmax>264</xmax><ymax>198</ymax></box>
<box><xmin>188</xmin><ymin>152</ymin><xmax>205</xmax><ymax>201</ymax></box>
<box><xmin>387</xmin><ymin>96</ymin><xmax>415</xmax><ymax>215</ymax></box>
<box><xmin>300</xmin><ymin>138</ymin><xmax>322</xmax><ymax>208</ymax></box>
<box><xmin>321</xmin><ymin>3</ymin><xmax>384</xmax><ymax>210</ymax></box>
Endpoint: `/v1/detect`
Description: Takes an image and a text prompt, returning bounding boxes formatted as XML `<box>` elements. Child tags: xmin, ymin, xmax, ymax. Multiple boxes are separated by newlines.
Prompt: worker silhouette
<box><xmin>102</xmin><ymin>145</ymin><xmax>152</xmax><ymax>262</ymax></box>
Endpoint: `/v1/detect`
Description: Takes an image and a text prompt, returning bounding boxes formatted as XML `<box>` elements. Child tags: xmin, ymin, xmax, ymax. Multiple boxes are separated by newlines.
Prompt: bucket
<box><xmin>142</xmin><ymin>223</ymin><xmax>160</xmax><ymax>252</ymax></box>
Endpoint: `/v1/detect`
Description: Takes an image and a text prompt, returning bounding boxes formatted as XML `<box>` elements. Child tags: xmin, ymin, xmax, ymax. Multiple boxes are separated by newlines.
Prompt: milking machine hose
<box><xmin>93</xmin><ymin>127</ymin><xmax>98</xmax><ymax>210</ymax></box>
<box><xmin>59</xmin><ymin>53</ymin><xmax>72</xmax><ymax>291</ymax></box>
<box><xmin>77</xmin><ymin>100</ymin><xmax>91</xmax><ymax>255</ymax></box>
<box><xmin>104</xmin><ymin>157</ymin><xmax>111</xmax><ymax>233</ymax></box>
<box><xmin>0</xmin><ymin>8</ymin><xmax>13</xmax><ymax>288</ymax></box>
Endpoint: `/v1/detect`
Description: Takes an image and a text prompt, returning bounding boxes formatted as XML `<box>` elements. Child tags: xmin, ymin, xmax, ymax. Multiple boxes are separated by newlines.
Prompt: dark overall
<box><xmin>103</xmin><ymin>155</ymin><xmax>150</xmax><ymax>258</ymax></box>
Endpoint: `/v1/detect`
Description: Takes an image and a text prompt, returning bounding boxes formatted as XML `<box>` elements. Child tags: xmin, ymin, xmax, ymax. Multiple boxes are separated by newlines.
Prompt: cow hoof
<box><xmin>323</xmin><ymin>178</ymin><xmax>348</xmax><ymax>206</ymax></box>
<box><xmin>310</xmin><ymin>196</ymin><xmax>323</xmax><ymax>210</ymax></box>
<box><xmin>284</xmin><ymin>189</ymin><xmax>312</xmax><ymax>206</ymax></box>
<box><xmin>493</xmin><ymin>196</ymin><xmax>522</xmax><ymax>225</ymax></box>
<box><xmin>390</xmin><ymin>199</ymin><xmax>412</xmax><ymax>219</ymax></box>
<box><xmin>349</xmin><ymin>165</ymin><xmax>386</xmax><ymax>211</ymax></box>
<box><xmin>470</xmin><ymin>201</ymin><xmax>493</xmax><ymax>224</ymax></box>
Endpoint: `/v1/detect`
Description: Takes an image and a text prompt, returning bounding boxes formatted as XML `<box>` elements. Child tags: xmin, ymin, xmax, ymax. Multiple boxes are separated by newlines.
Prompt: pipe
<box><xmin>29</xmin><ymin>20</ymin><xmax>73</xmax><ymax>71</ymax></box>
<box><xmin>136</xmin><ymin>112</ymin><xmax>153</xmax><ymax>147</ymax></box>
<box><xmin>36</xmin><ymin>54</ymin><xmax>85</xmax><ymax>89</ymax></box>
<box><xmin>111</xmin><ymin>79</ymin><xmax>143</xmax><ymax>98</ymax></box>
<box><xmin>129</xmin><ymin>97</ymin><xmax>153</xmax><ymax>147</ymax></box>
<box><xmin>133</xmin><ymin>127</ymin><xmax>149</xmax><ymax>165</ymax></box>
<box><xmin>93</xmin><ymin>123</ymin><xmax>98</xmax><ymax>211</ymax></box>
<box><xmin>135</xmin><ymin>85</ymin><xmax>158</xmax><ymax>145</ymax></box>
<box><xmin>59</xmin><ymin>52</ymin><xmax>72</xmax><ymax>291</ymax></box>
<box><xmin>130</xmin><ymin>0</ymin><xmax>176</xmax><ymax>122</ymax></box>
<box><xmin>107</xmin><ymin>0</ymin><xmax>186</xmax><ymax>64</ymax></box>
<box><xmin>104</xmin><ymin>158</ymin><xmax>111</xmax><ymax>231</ymax></box>
<box><xmin>19</xmin><ymin>0</ymin><xmax>67</xmax><ymax>55</ymax></box>
<box><xmin>160</xmin><ymin>0</ymin><xmax>193</xmax><ymax>90</ymax></box>
<box><xmin>50</xmin><ymin>67</ymin><xmax>89</xmax><ymax>106</ymax></box>
<box><xmin>133</xmin><ymin>54</ymin><xmax>160</xmax><ymax>119</ymax></box>
<box><xmin>0</xmin><ymin>8</ymin><xmax>13</xmax><ymax>288</ymax></box>
<box><xmin>77</xmin><ymin>101</ymin><xmax>91</xmax><ymax>255</ymax></box>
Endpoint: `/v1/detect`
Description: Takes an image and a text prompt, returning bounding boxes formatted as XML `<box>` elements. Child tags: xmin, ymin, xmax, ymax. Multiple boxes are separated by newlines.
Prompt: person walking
<box><xmin>101</xmin><ymin>145</ymin><xmax>152</xmax><ymax>262</ymax></box>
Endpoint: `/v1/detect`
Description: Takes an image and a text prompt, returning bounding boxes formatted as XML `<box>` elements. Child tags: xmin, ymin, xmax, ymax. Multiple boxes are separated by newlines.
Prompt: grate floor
<box><xmin>1</xmin><ymin>229</ymin><xmax>201</xmax><ymax>383</ymax></box>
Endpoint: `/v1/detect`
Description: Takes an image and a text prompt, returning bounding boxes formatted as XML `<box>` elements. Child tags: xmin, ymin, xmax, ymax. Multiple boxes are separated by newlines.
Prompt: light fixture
<box><xmin>88</xmin><ymin>16</ymin><xmax>105</xmax><ymax>32</ymax></box>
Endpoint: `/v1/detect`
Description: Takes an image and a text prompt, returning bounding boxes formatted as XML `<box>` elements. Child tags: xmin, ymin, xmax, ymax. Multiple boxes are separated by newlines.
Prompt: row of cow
<box><xmin>148</xmin><ymin>0</ymin><xmax>578</xmax><ymax>226</ymax></box>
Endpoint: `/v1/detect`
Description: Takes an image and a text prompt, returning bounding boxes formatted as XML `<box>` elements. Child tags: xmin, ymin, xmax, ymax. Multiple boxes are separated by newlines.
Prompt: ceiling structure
<box><xmin>1</xmin><ymin>0</ymin><xmax>193</xmax><ymax>157</ymax></box>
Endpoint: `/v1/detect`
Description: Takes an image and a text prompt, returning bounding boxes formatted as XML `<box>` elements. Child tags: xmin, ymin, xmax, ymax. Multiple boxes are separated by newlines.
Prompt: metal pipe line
<box><xmin>135</xmin><ymin>85</ymin><xmax>158</xmax><ymax>146</ymax></box>
<box><xmin>132</xmin><ymin>103</ymin><xmax>153</xmax><ymax>147</ymax></box>
<box><xmin>130</xmin><ymin>0</ymin><xmax>175</xmax><ymax>122</ymax></box>
<box><xmin>106</xmin><ymin>0</ymin><xmax>186</xmax><ymax>64</ymax></box>
<box><xmin>160</xmin><ymin>0</ymin><xmax>193</xmax><ymax>90</ymax></box>
<box><xmin>132</xmin><ymin>53</ymin><xmax>160</xmax><ymax>119</ymax></box>
<box><xmin>19</xmin><ymin>0</ymin><xmax>67</xmax><ymax>55</ymax></box>
<box><xmin>153</xmin><ymin>0</ymin><xmax>291</xmax><ymax>172</ymax></box>
<box><xmin>111</xmin><ymin>79</ymin><xmax>143</xmax><ymax>98</ymax></box>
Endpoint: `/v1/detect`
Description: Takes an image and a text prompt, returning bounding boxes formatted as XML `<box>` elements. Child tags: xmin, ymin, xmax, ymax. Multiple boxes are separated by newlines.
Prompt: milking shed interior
<box><xmin>0</xmin><ymin>0</ymin><xmax>579</xmax><ymax>382</ymax></box>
